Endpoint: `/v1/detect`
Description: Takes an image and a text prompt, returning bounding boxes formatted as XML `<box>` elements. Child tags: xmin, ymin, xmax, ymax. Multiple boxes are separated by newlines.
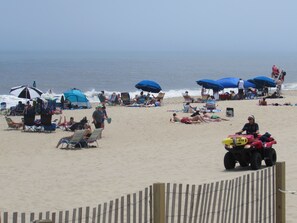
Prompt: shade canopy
<box><xmin>253</xmin><ymin>76</ymin><xmax>276</xmax><ymax>88</ymax></box>
<box><xmin>196</xmin><ymin>79</ymin><xmax>224</xmax><ymax>91</ymax></box>
<box><xmin>135</xmin><ymin>80</ymin><xmax>162</xmax><ymax>93</ymax></box>
<box><xmin>63</xmin><ymin>88</ymin><xmax>89</xmax><ymax>103</ymax></box>
<box><xmin>216</xmin><ymin>77</ymin><xmax>256</xmax><ymax>89</ymax></box>
<box><xmin>10</xmin><ymin>85</ymin><xmax>43</xmax><ymax>99</ymax></box>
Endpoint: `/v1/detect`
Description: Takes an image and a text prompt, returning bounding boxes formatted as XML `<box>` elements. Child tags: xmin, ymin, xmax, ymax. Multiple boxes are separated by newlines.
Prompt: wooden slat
<box><xmin>92</xmin><ymin>208</ymin><xmax>97</xmax><ymax>223</ymax></box>
<box><xmin>139</xmin><ymin>191</ymin><xmax>143</xmax><ymax>223</ymax></box>
<box><xmin>251</xmin><ymin>172</ymin><xmax>255</xmax><ymax>222</ymax></box>
<box><xmin>216</xmin><ymin>181</ymin><xmax>224</xmax><ymax>223</ymax></box>
<box><xmin>120</xmin><ymin>197</ymin><xmax>124</xmax><ymax>223</ymax></box>
<box><xmin>30</xmin><ymin>213</ymin><xmax>34</xmax><ymax>223</ymax></box>
<box><xmin>166</xmin><ymin>183</ymin><xmax>170</xmax><ymax>223</ymax></box>
<box><xmin>59</xmin><ymin>211</ymin><xmax>63</xmax><ymax>223</ymax></box>
<box><xmin>183</xmin><ymin>184</ymin><xmax>189</xmax><ymax>223</ymax></box>
<box><xmin>272</xmin><ymin>166</ymin><xmax>276</xmax><ymax>223</ymax></box>
<box><xmin>72</xmin><ymin>208</ymin><xmax>77</xmax><ymax>223</ymax></box>
<box><xmin>268</xmin><ymin>167</ymin><xmax>272</xmax><ymax>223</ymax></box>
<box><xmin>210</xmin><ymin>182</ymin><xmax>219</xmax><ymax>223</ymax></box>
<box><xmin>228</xmin><ymin>178</ymin><xmax>237</xmax><ymax>223</ymax></box>
<box><xmin>177</xmin><ymin>184</ymin><xmax>182</xmax><ymax>223</ymax></box>
<box><xmin>220</xmin><ymin>180</ymin><xmax>228</xmax><ymax>223</ymax></box>
<box><xmin>115</xmin><ymin>198</ymin><xmax>119</xmax><ymax>223</ymax></box>
<box><xmin>4</xmin><ymin>212</ymin><xmax>8</xmax><ymax>223</ymax></box>
<box><xmin>52</xmin><ymin>212</ymin><xmax>56</xmax><ymax>223</ymax></box>
<box><xmin>39</xmin><ymin>212</ymin><xmax>42</xmax><ymax>220</ymax></box>
<box><xmin>85</xmin><ymin>207</ymin><xmax>90</xmax><ymax>223</ymax></box>
<box><xmin>171</xmin><ymin>184</ymin><xmax>177</xmax><ymax>223</ymax></box>
<box><xmin>202</xmin><ymin>183</ymin><xmax>209</xmax><ymax>223</ymax></box>
<box><xmin>144</xmin><ymin>188</ymin><xmax>148</xmax><ymax>223</ymax></box>
<box><xmin>245</xmin><ymin>174</ymin><xmax>250</xmax><ymax>223</ymax></box>
<box><xmin>206</xmin><ymin>183</ymin><xmax>214</xmax><ymax>223</ymax></box>
<box><xmin>133</xmin><ymin>193</ymin><xmax>136</xmax><ymax>223</ymax></box>
<box><xmin>127</xmin><ymin>194</ymin><xmax>131</xmax><ymax>223</ymax></box>
<box><xmin>256</xmin><ymin>171</ymin><xmax>260</xmax><ymax>222</ymax></box>
<box><xmin>240</xmin><ymin>175</ymin><xmax>246</xmax><ymax>223</ymax></box>
<box><xmin>12</xmin><ymin>212</ymin><xmax>17</xmax><ymax>223</ymax></box>
<box><xmin>21</xmin><ymin>213</ymin><xmax>25</xmax><ymax>223</ymax></box>
<box><xmin>108</xmin><ymin>201</ymin><xmax>113</xmax><ymax>223</ymax></box>
<box><xmin>65</xmin><ymin>211</ymin><xmax>70</xmax><ymax>223</ymax></box>
<box><xmin>97</xmin><ymin>205</ymin><xmax>101</xmax><ymax>223</ymax></box>
<box><xmin>259</xmin><ymin>170</ymin><xmax>264</xmax><ymax>222</ymax></box>
<box><xmin>188</xmin><ymin>185</ymin><xmax>196</xmax><ymax>223</ymax></box>
<box><xmin>78</xmin><ymin>207</ymin><xmax>83</xmax><ymax>223</ymax></box>
<box><xmin>150</xmin><ymin>185</ymin><xmax>153</xmax><ymax>223</ymax></box>
<box><xmin>193</xmin><ymin>185</ymin><xmax>202</xmax><ymax>223</ymax></box>
<box><xmin>46</xmin><ymin>211</ymin><xmax>50</xmax><ymax>220</ymax></box>
<box><xmin>264</xmin><ymin>169</ymin><xmax>268</xmax><ymax>223</ymax></box>
<box><xmin>236</xmin><ymin>177</ymin><xmax>242</xmax><ymax>223</ymax></box>
<box><xmin>198</xmin><ymin>184</ymin><xmax>206</xmax><ymax>223</ymax></box>
<box><xmin>231</xmin><ymin>178</ymin><xmax>238</xmax><ymax>223</ymax></box>
<box><xmin>223</xmin><ymin>180</ymin><xmax>232</xmax><ymax>223</ymax></box>
<box><xmin>102</xmin><ymin>203</ymin><xmax>107</xmax><ymax>223</ymax></box>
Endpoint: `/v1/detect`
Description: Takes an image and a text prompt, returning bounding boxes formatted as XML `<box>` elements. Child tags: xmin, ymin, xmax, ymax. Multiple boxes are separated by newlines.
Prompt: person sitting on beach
<box><xmin>236</xmin><ymin>115</ymin><xmax>259</xmax><ymax>137</ymax></box>
<box><xmin>137</xmin><ymin>91</ymin><xmax>147</xmax><ymax>104</ymax></box>
<box><xmin>57</xmin><ymin>116</ymin><xmax>76</xmax><ymax>130</ymax></box>
<box><xmin>258</xmin><ymin>98</ymin><xmax>267</xmax><ymax>106</ymax></box>
<box><xmin>56</xmin><ymin>123</ymin><xmax>92</xmax><ymax>148</ymax></box>
<box><xmin>182</xmin><ymin>91</ymin><xmax>194</xmax><ymax>103</ymax></box>
<box><xmin>170</xmin><ymin>113</ymin><xmax>200</xmax><ymax>124</ymax></box>
<box><xmin>183</xmin><ymin>102</ymin><xmax>196</xmax><ymax>113</ymax></box>
<box><xmin>190</xmin><ymin>111</ymin><xmax>208</xmax><ymax>123</ymax></box>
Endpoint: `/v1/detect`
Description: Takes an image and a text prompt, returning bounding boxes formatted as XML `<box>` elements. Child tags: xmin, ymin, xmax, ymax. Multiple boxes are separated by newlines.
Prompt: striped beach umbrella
<box><xmin>10</xmin><ymin>85</ymin><xmax>43</xmax><ymax>99</ymax></box>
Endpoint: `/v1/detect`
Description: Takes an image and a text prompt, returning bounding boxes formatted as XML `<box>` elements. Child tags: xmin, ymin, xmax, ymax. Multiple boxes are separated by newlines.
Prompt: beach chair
<box><xmin>121</xmin><ymin>92</ymin><xmax>131</xmax><ymax>105</ymax></box>
<box><xmin>154</xmin><ymin>92</ymin><xmax>165</xmax><ymax>104</ymax></box>
<box><xmin>60</xmin><ymin>130</ymin><xmax>85</xmax><ymax>149</ymax></box>
<box><xmin>5</xmin><ymin>116</ymin><xmax>23</xmax><ymax>130</ymax></box>
<box><xmin>84</xmin><ymin>128</ymin><xmax>103</xmax><ymax>148</ymax></box>
<box><xmin>205</xmin><ymin>99</ymin><xmax>217</xmax><ymax>111</ymax></box>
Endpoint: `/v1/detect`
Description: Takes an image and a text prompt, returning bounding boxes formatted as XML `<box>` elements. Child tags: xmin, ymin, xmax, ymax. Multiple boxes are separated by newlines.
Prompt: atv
<box><xmin>222</xmin><ymin>133</ymin><xmax>277</xmax><ymax>170</ymax></box>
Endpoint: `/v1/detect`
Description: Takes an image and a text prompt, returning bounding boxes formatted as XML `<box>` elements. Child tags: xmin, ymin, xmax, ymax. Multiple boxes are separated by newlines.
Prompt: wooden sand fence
<box><xmin>1</xmin><ymin>162</ymin><xmax>286</xmax><ymax>223</ymax></box>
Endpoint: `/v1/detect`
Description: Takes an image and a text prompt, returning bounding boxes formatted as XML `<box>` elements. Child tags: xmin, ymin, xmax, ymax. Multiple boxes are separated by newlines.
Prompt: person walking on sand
<box><xmin>92</xmin><ymin>104</ymin><xmax>104</xmax><ymax>129</ymax></box>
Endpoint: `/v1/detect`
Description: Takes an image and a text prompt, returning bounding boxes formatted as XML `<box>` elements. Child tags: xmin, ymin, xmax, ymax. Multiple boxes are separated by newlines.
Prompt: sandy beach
<box><xmin>1</xmin><ymin>92</ymin><xmax>297</xmax><ymax>222</ymax></box>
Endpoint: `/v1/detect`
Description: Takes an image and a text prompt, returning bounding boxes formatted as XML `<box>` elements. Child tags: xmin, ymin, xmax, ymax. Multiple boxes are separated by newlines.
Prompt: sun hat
<box><xmin>96</xmin><ymin>104</ymin><xmax>103</xmax><ymax>109</ymax></box>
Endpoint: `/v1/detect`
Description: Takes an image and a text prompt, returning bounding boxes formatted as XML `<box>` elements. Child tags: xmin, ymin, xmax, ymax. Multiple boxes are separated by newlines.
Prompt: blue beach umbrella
<box><xmin>63</xmin><ymin>88</ymin><xmax>88</xmax><ymax>103</ymax></box>
<box><xmin>253</xmin><ymin>76</ymin><xmax>276</xmax><ymax>88</ymax></box>
<box><xmin>196</xmin><ymin>79</ymin><xmax>224</xmax><ymax>91</ymax></box>
<box><xmin>135</xmin><ymin>80</ymin><xmax>162</xmax><ymax>93</ymax></box>
<box><xmin>217</xmin><ymin>77</ymin><xmax>256</xmax><ymax>89</ymax></box>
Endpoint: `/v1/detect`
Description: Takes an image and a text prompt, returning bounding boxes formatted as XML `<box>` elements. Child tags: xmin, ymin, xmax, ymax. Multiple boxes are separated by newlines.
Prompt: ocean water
<box><xmin>0</xmin><ymin>51</ymin><xmax>297</xmax><ymax>107</ymax></box>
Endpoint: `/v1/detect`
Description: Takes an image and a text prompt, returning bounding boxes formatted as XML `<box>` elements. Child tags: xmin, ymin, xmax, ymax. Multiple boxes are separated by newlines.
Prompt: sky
<box><xmin>0</xmin><ymin>0</ymin><xmax>296</xmax><ymax>52</ymax></box>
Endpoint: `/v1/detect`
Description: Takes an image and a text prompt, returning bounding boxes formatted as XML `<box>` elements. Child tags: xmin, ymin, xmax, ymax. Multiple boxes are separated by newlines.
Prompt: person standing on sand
<box><xmin>92</xmin><ymin>104</ymin><xmax>104</xmax><ymax>129</ymax></box>
<box><xmin>237</xmin><ymin>78</ymin><xmax>245</xmax><ymax>100</ymax></box>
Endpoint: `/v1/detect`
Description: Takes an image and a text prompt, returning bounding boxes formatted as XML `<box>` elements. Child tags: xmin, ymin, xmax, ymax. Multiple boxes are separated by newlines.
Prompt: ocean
<box><xmin>1</xmin><ymin>51</ymin><xmax>297</xmax><ymax>107</ymax></box>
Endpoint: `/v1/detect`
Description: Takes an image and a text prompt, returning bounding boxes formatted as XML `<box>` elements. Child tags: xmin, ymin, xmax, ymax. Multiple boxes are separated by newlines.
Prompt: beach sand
<box><xmin>1</xmin><ymin>92</ymin><xmax>297</xmax><ymax>222</ymax></box>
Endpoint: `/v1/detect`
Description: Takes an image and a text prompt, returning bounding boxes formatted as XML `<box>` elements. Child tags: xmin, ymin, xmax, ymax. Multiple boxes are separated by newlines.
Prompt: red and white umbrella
<box><xmin>10</xmin><ymin>85</ymin><xmax>43</xmax><ymax>99</ymax></box>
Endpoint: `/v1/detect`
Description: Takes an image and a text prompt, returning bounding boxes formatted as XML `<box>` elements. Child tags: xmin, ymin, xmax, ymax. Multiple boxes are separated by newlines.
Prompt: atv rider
<box><xmin>236</xmin><ymin>115</ymin><xmax>259</xmax><ymax>137</ymax></box>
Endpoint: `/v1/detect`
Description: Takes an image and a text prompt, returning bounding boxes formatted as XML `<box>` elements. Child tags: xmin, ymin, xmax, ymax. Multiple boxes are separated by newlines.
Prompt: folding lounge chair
<box><xmin>5</xmin><ymin>116</ymin><xmax>23</xmax><ymax>130</ymax></box>
<box><xmin>60</xmin><ymin>130</ymin><xmax>85</xmax><ymax>149</ymax></box>
<box><xmin>182</xmin><ymin>93</ymin><xmax>194</xmax><ymax>103</ymax></box>
<box><xmin>84</xmin><ymin>128</ymin><xmax>103</xmax><ymax>148</ymax></box>
<box><xmin>154</xmin><ymin>92</ymin><xmax>165</xmax><ymax>104</ymax></box>
<box><xmin>121</xmin><ymin>92</ymin><xmax>131</xmax><ymax>105</ymax></box>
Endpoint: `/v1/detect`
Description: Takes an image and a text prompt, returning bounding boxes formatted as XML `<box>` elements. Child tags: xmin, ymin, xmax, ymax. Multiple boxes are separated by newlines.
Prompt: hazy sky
<box><xmin>0</xmin><ymin>0</ymin><xmax>296</xmax><ymax>52</ymax></box>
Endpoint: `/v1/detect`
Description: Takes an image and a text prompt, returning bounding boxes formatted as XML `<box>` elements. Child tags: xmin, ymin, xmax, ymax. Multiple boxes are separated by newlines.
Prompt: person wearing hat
<box><xmin>236</xmin><ymin>115</ymin><xmax>259</xmax><ymax>137</ymax></box>
<box><xmin>92</xmin><ymin>104</ymin><xmax>104</xmax><ymax>129</ymax></box>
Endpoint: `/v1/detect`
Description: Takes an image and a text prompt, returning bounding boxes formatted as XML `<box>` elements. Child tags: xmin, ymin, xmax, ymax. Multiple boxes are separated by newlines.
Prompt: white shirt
<box><xmin>238</xmin><ymin>80</ymin><xmax>244</xmax><ymax>89</ymax></box>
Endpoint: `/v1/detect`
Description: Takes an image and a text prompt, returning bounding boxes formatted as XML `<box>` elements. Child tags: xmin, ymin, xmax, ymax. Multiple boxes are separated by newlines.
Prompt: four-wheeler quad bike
<box><xmin>222</xmin><ymin>133</ymin><xmax>277</xmax><ymax>170</ymax></box>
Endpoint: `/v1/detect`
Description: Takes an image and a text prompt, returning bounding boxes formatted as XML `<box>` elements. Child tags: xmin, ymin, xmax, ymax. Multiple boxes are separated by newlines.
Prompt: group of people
<box><xmin>170</xmin><ymin>110</ymin><xmax>228</xmax><ymax>124</ymax></box>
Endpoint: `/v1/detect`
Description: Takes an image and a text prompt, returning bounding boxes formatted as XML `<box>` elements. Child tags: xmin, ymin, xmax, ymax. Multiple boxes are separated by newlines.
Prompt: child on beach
<box><xmin>170</xmin><ymin>113</ymin><xmax>201</xmax><ymax>124</ymax></box>
<box><xmin>57</xmin><ymin>116</ymin><xmax>76</xmax><ymax>130</ymax></box>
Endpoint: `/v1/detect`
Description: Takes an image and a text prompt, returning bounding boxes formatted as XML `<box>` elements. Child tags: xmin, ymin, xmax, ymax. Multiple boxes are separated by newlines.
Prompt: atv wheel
<box><xmin>251</xmin><ymin>152</ymin><xmax>262</xmax><ymax>170</ymax></box>
<box><xmin>265</xmin><ymin>148</ymin><xmax>277</xmax><ymax>167</ymax></box>
<box><xmin>224</xmin><ymin>152</ymin><xmax>236</xmax><ymax>170</ymax></box>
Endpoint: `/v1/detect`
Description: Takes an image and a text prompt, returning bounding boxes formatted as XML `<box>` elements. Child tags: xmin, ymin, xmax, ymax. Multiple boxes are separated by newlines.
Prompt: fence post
<box><xmin>276</xmin><ymin>162</ymin><xmax>286</xmax><ymax>223</ymax></box>
<box><xmin>153</xmin><ymin>183</ymin><xmax>165</xmax><ymax>223</ymax></box>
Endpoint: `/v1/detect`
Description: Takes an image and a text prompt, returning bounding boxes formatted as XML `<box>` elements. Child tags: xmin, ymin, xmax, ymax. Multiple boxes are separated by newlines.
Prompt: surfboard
<box><xmin>222</xmin><ymin>136</ymin><xmax>248</xmax><ymax>146</ymax></box>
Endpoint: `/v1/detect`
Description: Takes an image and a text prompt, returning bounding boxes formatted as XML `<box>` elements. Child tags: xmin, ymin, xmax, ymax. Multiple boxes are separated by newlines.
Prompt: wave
<box><xmin>1</xmin><ymin>83</ymin><xmax>297</xmax><ymax>107</ymax></box>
